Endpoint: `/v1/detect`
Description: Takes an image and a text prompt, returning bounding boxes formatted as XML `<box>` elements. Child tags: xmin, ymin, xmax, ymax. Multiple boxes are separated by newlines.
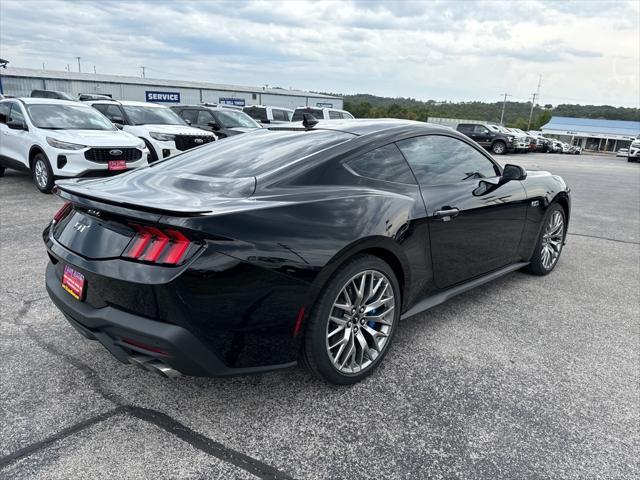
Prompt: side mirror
<box><xmin>208</xmin><ymin>121</ymin><xmax>221</xmax><ymax>131</ymax></box>
<box><xmin>260</xmin><ymin>119</ymin><xmax>271</xmax><ymax>124</ymax></box>
<box><xmin>503</xmin><ymin>164</ymin><xmax>527</xmax><ymax>181</ymax></box>
<box><xmin>184</xmin><ymin>119</ymin><xmax>192</xmax><ymax>125</ymax></box>
<box><xmin>7</xmin><ymin>119</ymin><xmax>27</xmax><ymax>130</ymax></box>
<box><xmin>111</xmin><ymin>116</ymin><xmax>124</xmax><ymax>125</ymax></box>
<box><xmin>113</xmin><ymin>122</ymin><xmax>124</xmax><ymax>130</ymax></box>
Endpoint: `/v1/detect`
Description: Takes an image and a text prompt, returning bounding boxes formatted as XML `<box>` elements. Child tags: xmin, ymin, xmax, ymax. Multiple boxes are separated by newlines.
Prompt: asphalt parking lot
<box><xmin>1</xmin><ymin>152</ymin><xmax>638</xmax><ymax>480</ymax></box>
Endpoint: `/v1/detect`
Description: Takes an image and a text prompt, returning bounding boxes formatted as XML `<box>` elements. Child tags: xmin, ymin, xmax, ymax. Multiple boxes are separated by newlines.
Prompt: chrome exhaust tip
<box><xmin>128</xmin><ymin>355</ymin><xmax>182</xmax><ymax>378</ymax></box>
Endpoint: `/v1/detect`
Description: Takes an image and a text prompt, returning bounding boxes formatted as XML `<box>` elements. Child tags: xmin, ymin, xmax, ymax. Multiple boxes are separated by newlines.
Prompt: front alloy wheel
<box><xmin>32</xmin><ymin>153</ymin><xmax>54</xmax><ymax>193</ymax></box>
<box><xmin>540</xmin><ymin>210</ymin><xmax>564</xmax><ymax>270</ymax></box>
<box><xmin>492</xmin><ymin>141</ymin><xmax>506</xmax><ymax>155</ymax></box>
<box><xmin>303</xmin><ymin>254</ymin><xmax>400</xmax><ymax>384</ymax></box>
<box><xmin>524</xmin><ymin>204</ymin><xmax>565</xmax><ymax>275</ymax></box>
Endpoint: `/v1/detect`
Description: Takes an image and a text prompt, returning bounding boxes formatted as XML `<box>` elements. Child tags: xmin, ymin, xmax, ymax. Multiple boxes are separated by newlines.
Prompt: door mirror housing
<box><xmin>113</xmin><ymin>122</ymin><xmax>124</xmax><ymax>130</ymax></box>
<box><xmin>7</xmin><ymin>119</ymin><xmax>27</xmax><ymax>130</ymax></box>
<box><xmin>208</xmin><ymin>121</ymin><xmax>221</xmax><ymax>131</ymax></box>
<box><xmin>503</xmin><ymin>164</ymin><xmax>527</xmax><ymax>181</ymax></box>
<box><xmin>111</xmin><ymin>116</ymin><xmax>124</xmax><ymax>125</ymax></box>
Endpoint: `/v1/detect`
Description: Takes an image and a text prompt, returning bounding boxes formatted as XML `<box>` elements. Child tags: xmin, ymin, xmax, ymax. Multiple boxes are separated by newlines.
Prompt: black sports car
<box><xmin>44</xmin><ymin>119</ymin><xmax>570</xmax><ymax>384</ymax></box>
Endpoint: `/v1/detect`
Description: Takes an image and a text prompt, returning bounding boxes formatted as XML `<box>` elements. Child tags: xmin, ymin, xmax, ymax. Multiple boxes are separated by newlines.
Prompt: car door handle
<box><xmin>434</xmin><ymin>208</ymin><xmax>460</xmax><ymax>221</ymax></box>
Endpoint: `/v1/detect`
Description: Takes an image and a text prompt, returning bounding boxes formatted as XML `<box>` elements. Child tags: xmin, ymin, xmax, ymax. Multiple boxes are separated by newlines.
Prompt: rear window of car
<box><xmin>292</xmin><ymin>108</ymin><xmax>324</xmax><ymax>121</ymax></box>
<box><xmin>149</xmin><ymin>129</ymin><xmax>354</xmax><ymax>178</ymax></box>
<box><xmin>243</xmin><ymin>106</ymin><xmax>268</xmax><ymax>122</ymax></box>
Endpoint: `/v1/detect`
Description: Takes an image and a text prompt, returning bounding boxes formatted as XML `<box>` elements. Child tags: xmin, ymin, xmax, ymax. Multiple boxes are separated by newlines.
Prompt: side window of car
<box><xmin>9</xmin><ymin>103</ymin><xmax>25</xmax><ymax>123</ymax></box>
<box><xmin>342</xmin><ymin>111</ymin><xmax>354</xmax><ymax>119</ymax></box>
<box><xmin>329</xmin><ymin>110</ymin><xmax>341</xmax><ymax>120</ymax></box>
<box><xmin>396</xmin><ymin>135</ymin><xmax>499</xmax><ymax>186</ymax></box>
<box><xmin>0</xmin><ymin>102</ymin><xmax>10</xmax><ymax>124</ymax></box>
<box><xmin>345</xmin><ymin>144</ymin><xmax>416</xmax><ymax>184</ymax></box>
<box><xmin>179</xmin><ymin>109</ymin><xmax>199</xmax><ymax>125</ymax></box>
<box><xmin>196</xmin><ymin>110</ymin><xmax>214</xmax><ymax>125</ymax></box>
<box><xmin>473</xmin><ymin>125</ymin><xmax>488</xmax><ymax>134</ymax></box>
<box><xmin>272</xmin><ymin>109</ymin><xmax>287</xmax><ymax>121</ymax></box>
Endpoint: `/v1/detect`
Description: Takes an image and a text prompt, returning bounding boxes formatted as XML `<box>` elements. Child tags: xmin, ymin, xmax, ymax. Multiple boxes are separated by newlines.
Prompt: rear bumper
<box><xmin>45</xmin><ymin>262</ymin><xmax>296</xmax><ymax>377</ymax></box>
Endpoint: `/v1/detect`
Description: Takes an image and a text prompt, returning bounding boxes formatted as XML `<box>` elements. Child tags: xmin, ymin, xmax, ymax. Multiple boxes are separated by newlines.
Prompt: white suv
<box><xmin>243</xmin><ymin>105</ymin><xmax>293</xmax><ymax>124</ymax></box>
<box><xmin>0</xmin><ymin>98</ymin><xmax>149</xmax><ymax>193</ymax></box>
<box><xmin>291</xmin><ymin>106</ymin><xmax>354</xmax><ymax>121</ymax></box>
<box><xmin>86</xmin><ymin>100</ymin><xmax>217</xmax><ymax>161</ymax></box>
<box><xmin>628</xmin><ymin>138</ymin><xmax>640</xmax><ymax>162</ymax></box>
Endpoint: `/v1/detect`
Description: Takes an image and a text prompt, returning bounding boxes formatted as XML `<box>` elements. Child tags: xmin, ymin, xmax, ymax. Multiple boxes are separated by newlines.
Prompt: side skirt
<box><xmin>400</xmin><ymin>262</ymin><xmax>529</xmax><ymax>320</ymax></box>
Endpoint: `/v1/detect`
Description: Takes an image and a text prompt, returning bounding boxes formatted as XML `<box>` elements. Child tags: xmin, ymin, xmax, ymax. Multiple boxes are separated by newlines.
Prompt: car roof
<box><xmin>86</xmin><ymin>99</ymin><xmax>168</xmax><ymax>107</ymax></box>
<box><xmin>17</xmin><ymin>97</ymin><xmax>88</xmax><ymax>106</ymax></box>
<box><xmin>269</xmin><ymin>118</ymin><xmax>457</xmax><ymax>137</ymax></box>
<box><xmin>244</xmin><ymin>105</ymin><xmax>293</xmax><ymax>111</ymax></box>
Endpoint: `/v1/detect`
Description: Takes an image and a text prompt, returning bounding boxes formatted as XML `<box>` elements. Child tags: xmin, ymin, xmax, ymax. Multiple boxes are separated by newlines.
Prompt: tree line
<box><xmin>338</xmin><ymin>93</ymin><xmax>639</xmax><ymax>131</ymax></box>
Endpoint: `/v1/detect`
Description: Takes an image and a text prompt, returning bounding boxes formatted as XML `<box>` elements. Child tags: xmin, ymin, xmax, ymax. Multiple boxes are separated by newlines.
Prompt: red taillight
<box><xmin>53</xmin><ymin>202</ymin><xmax>72</xmax><ymax>223</ymax></box>
<box><xmin>123</xmin><ymin>224</ymin><xmax>196</xmax><ymax>265</ymax></box>
<box><xmin>140</xmin><ymin>227</ymin><xmax>170</xmax><ymax>262</ymax></box>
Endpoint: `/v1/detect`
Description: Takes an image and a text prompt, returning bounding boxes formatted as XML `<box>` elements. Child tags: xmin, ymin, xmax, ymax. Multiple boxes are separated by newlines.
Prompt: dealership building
<box><xmin>541</xmin><ymin>117</ymin><xmax>640</xmax><ymax>152</ymax></box>
<box><xmin>0</xmin><ymin>67</ymin><xmax>343</xmax><ymax>110</ymax></box>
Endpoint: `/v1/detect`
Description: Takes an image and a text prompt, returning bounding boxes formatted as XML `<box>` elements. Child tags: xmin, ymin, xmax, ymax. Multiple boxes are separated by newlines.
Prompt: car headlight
<box><xmin>46</xmin><ymin>137</ymin><xmax>86</xmax><ymax>150</ymax></box>
<box><xmin>507</xmin><ymin>135</ymin><xmax>514</xmax><ymax>141</ymax></box>
<box><xmin>136</xmin><ymin>141</ymin><xmax>147</xmax><ymax>150</ymax></box>
<box><xmin>149</xmin><ymin>132</ymin><xmax>175</xmax><ymax>142</ymax></box>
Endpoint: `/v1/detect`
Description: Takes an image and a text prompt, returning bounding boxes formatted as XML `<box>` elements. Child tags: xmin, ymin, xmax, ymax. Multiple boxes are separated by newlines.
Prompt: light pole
<box><xmin>499</xmin><ymin>93</ymin><xmax>511</xmax><ymax>125</ymax></box>
<box><xmin>76</xmin><ymin>57</ymin><xmax>81</xmax><ymax>73</ymax></box>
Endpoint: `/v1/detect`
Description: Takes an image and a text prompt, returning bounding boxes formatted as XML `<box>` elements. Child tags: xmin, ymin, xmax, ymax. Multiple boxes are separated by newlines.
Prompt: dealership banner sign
<box><xmin>219</xmin><ymin>97</ymin><xmax>246</xmax><ymax>106</ymax></box>
<box><xmin>145</xmin><ymin>91</ymin><xmax>181</xmax><ymax>103</ymax></box>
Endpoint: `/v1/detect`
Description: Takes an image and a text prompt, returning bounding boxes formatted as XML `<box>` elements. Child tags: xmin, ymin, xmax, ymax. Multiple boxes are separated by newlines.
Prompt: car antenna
<box><xmin>302</xmin><ymin>113</ymin><xmax>318</xmax><ymax>129</ymax></box>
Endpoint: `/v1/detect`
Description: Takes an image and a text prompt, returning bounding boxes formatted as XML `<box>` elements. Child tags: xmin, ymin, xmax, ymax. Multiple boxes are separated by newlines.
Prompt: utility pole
<box><xmin>42</xmin><ymin>62</ymin><xmax>45</xmax><ymax>70</ymax></box>
<box><xmin>93</xmin><ymin>65</ymin><xmax>96</xmax><ymax>74</ymax></box>
<box><xmin>76</xmin><ymin>57</ymin><xmax>81</xmax><ymax>73</ymax></box>
<box><xmin>66</xmin><ymin>64</ymin><xmax>70</xmax><ymax>72</ymax></box>
<box><xmin>140</xmin><ymin>66</ymin><xmax>146</xmax><ymax>78</ymax></box>
<box><xmin>499</xmin><ymin>93</ymin><xmax>512</xmax><ymax>125</ymax></box>
<box><xmin>527</xmin><ymin>74</ymin><xmax>542</xmax><ymax>130</ymax></box>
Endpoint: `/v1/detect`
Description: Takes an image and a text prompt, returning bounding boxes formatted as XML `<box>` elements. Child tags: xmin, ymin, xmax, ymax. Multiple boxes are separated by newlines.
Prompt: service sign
<box><xmin>219</xmin><ymin>97</ymin><xmax>246</xmax><ymax>106</ymax></box>
<box><xmin>145</xmin><ymin>91</ymin><xmax>181</xmax><ymax>103</ymax></box>
<box><xmin>316</xmin><ymin>102</ymin><xmax>333</xmax><ymax>108</ymax></box>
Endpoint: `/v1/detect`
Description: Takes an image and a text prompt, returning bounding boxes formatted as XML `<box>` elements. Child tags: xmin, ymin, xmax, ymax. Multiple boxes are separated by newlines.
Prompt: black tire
<box><xmin>141</xmin><ymin>138</ymin><xmax>159</xmax><ymax>163</ymax></box>
<box><xmin>31</xmin><ymin>153</ymin><xmax>55</xmax><ymax>193</ymax></box>
<box><xmin>302</xmin><ymin>254</ymin><xmax>401</xmax><ymax>385</ymax></box>
<box><xmin>491</xmin><ymin>141</ymin><xmax>507</xmax><ymax>155</ymax></box>
<box><xmin>523</xmin><ymin>203</ymin><xmax>566</xmax><ymax>276</ymax></box>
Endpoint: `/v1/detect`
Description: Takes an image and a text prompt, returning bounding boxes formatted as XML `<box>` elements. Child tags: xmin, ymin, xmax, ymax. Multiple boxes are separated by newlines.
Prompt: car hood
<box><xmin>42</xmin><ymin>129</ymin><xmax>142</xmax><ymax>147</ymax></box>
<box><xmin>140</xmin><ymin>124</ymin><xmax>216</xmax><ymax>136</ymax></box>
<box><xmin>225</xmin><ymin>127</ymin><xmax>258</xmax><ymax>133</ymax></box>
<box><xmin>55</xmin><ymin>166</ymin><xmax>256</xmax><ymax>214</ymax></box>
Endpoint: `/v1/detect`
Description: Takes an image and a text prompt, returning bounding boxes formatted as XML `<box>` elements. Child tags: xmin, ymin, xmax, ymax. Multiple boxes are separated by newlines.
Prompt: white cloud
<box><xmin>0</xmin><ymin>0</ymin><xmax>638</xmax><ymax>107</ymax></box>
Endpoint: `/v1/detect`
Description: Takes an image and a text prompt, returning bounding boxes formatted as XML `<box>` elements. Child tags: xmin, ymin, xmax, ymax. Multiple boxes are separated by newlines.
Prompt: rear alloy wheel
<box><xmin>524</xmin><ymin>204</ymin><xmax>565</xmax><ymax>275</ymax></box>
<box><xmin>32</xmin><ymin>153</ymin><xmax>54</xmax><ymax>193</ymax></box>
<box><xmin>303</xmin><ymin>255</ymin><xmax>400</xmax><ymax>384</ymax></box>
<box><xmin>492</xmin><ymin>141</ymin><xmax>506</xmax><ymax>155</ymax></box>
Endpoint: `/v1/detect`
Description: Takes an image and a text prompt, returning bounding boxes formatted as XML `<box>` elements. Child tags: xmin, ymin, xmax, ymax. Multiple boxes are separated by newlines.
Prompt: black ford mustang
<box><xmin>44</xmin><ymin>119</ymin><xmax>570</xmax><ymax>384</ymax></box>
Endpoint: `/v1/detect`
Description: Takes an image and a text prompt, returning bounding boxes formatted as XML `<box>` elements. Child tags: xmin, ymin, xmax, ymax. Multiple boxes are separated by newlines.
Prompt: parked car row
<box><xmin>455</xmin><ymin>122</ymin><xmax>581</xmax><ymax>155</ymax></box>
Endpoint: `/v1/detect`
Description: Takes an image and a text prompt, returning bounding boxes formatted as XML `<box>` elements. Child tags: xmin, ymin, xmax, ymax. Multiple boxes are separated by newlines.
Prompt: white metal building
<box><xmin>0</xmin><ymin>67</ymin><xmax>343</xmax><ymax>110</ymax></box>
<box><xmin>541</xmin><ymin>117</ymin><xmax>640</xmax><ymax>152</ymax></box>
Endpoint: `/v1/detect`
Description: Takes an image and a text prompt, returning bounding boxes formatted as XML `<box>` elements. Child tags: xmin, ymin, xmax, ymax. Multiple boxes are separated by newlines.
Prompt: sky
<box><xmin>1</xmin><ymin>0</ymin><xmax>638</xmax><ymax>107</ymax></box>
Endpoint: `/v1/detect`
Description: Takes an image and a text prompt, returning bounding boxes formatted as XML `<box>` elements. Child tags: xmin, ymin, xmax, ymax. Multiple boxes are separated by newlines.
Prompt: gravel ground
<box><xmin>1</xmin><ymin>152</ymin><xmax>638</xmax><ymax>479</ymax></box>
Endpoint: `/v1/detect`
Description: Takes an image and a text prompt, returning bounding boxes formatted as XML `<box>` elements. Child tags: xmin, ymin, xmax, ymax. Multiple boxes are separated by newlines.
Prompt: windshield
<box><xmin>215</xmin><ymin>110</ymin><xmax>260</xmax><ymax>129</ymax></box>
<box><xmin>292</xmin><ymin>108</ymin><xmax>323</xmax><ymax>121</ymax></box>
<box><xmin>121</xmin><ymin>105</ymin><xmax>186</xmax><ymax>125</ymax></box>
<box><xmin>150</xmin><ymin>129</ymin><xmax>353</xmax><ymax>178</ymax></box>
<box><xmin>27</xmin><ymin>104</ymin><xmax>115</xmax><ymax>130</ymax></box>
